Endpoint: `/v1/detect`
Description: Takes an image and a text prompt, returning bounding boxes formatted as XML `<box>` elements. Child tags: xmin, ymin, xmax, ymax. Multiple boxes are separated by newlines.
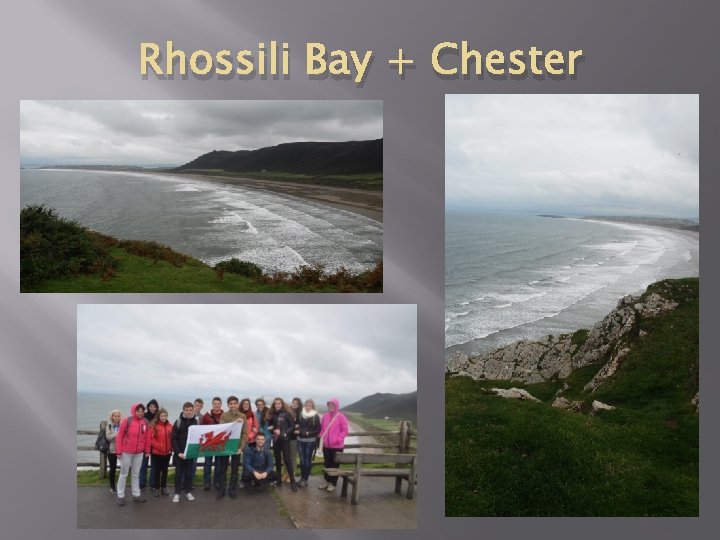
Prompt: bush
<box><xmin>214</xmin><ymin>258</ymin><xmax>263</xmax><ymax>278</ymax></box>
<box><xmin>20</xmin><ymin>205</ymin><xmax>117</xmax><ymax>290</ymax></box>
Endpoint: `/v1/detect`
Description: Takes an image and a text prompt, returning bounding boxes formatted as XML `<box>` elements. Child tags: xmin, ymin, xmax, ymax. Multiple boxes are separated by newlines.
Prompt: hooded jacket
<box><xmin>144</xmin><ymin>399</ymin><xmax>159</xmax><ymax>423</ymax></box>
<box><xmin>151</xmin><ymin>419</ymin><xmax>173</xmax><ymax>456</ymax></box>
<box><xmin>116</xmin><ymin>403</ymin><xmax>151</xmax><ymax>455</ymax></box>
<box><xmin>170</xmin><ymin>412</ymin><xmax>197</xmax><ymax>455</ymax></box>
<box><xmin>320</xmin><ymin>398</ymin><xmax>349</xmax><ymax>449</ymax></box>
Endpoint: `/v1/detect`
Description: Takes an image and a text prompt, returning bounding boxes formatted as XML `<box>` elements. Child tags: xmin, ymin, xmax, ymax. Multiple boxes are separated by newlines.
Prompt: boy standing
<box><xmin>170</xmin><ymin>402</ymin><xmax>197</xmax><ymax>502</ymax></box>
<box><xmin>201</xmin><ymin>397</ymin><xmax>224</xmax><ymax>491</ymax></box>
<box><xmin>215</xmin><ymin>396</ymin><xmax>249</xmax><ymax>499</ymax></box>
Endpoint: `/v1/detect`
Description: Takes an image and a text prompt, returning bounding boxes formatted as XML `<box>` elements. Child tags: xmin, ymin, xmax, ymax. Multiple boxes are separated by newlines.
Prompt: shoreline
<box><xmin>180</xmin><ymin>172</ymin><xmax>383</xmax><ymax>223</ymax></box>
<box><xmin>446</xmin><ymin>218</ymin><xmax>699</xmax><ymax>359</ymax></box>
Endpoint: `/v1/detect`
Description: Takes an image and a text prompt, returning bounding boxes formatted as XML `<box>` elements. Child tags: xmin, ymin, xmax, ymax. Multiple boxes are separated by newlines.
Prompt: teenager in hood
<box><xmin>296</xmin><ymin>399</ymin><xmax>321</xmax><ymax>487</ymax></box>
<box><xmin>318</xmin><ymin>398</ymin><xmax>349</xmax><ymax>492</ymax></box>
<box><xmin>139</xmin><ymin>398</ymin><xmax>159</xmax><ymax>490</ymax></box>
<box><xmin>115</xmin><ymin>403</ymin><xmax>152</xmax><ymax>505</ymax></box>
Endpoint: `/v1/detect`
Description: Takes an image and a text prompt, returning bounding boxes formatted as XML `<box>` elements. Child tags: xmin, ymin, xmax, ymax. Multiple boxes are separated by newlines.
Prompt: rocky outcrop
<box><xmin>591</xmin><ymin>400</ymin><xmax>616</xmax><ymax>414</ymax></box>
<box><xmin>446</xmin><ymin>285</ymin><xmax>681</xmax><ymax>388</ymax></box>
<box><xmin>482</xmin><ymin>387</ymin><xmax>540</xmax><ymax>402</ymax></box>
<box><xmin>552</xmin><ymin>397</ymin><xmax>585</xmax><ymax>411</ymax></box>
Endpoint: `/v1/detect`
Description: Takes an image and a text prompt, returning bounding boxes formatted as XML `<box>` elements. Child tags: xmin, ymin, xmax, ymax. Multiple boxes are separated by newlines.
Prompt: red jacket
<box><xmin>151</xmin><ymin>420</ymin><xmax>173</xmax><ymax>456</ymax></box>
<box><xmin>116</xmin><ymin>403</ymin><xmax>152</xmax><ymax>455</ymax></box>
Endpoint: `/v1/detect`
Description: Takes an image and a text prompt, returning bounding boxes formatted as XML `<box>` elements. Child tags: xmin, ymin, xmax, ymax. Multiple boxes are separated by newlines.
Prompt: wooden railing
<box><xmin>78</xmin><ymin>420</ymin><xmax>417</xmax><ymax>479</ymax></box>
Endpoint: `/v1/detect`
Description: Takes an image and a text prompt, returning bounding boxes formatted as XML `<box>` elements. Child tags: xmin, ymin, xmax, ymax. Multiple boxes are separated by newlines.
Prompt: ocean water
<box><xmin>21</xmin><ymin>169</ymin><xmax>382</xmax><ymax>273</ymax></box>
<box><xmin>445</xmin><ymin>210</ymin><xmax>699</xmax><ymax>358</ymax></box>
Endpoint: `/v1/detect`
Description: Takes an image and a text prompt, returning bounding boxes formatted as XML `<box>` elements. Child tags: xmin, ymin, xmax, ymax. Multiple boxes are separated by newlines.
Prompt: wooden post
<box><xmin>398</xmin><ymin>421</ymin><xmax>411</xmax><ymax>453</ymax></box>
<box><xmin>407</xmin><ymin>455</ymin><xmax>416</xmax><ymax>500</ymax></box>
<box><xmin>350</xmin><ymin>454</ymin><xmax>362</xmax><ymax>505</ymax></box>
<box><xmin>98</xmin><ymin>421</ymin><xmax>107</xmax><ymax>480</ymax></box>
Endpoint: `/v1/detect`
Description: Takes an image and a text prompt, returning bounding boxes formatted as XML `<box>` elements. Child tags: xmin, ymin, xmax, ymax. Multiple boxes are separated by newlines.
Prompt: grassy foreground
<box><xmin>21</xmin><ymin>206</ymin><xmax>382</xmax><ymax>293</ymax></box>
<box><xmin>446</xmin><ymin>278</ymin><xmax>699</xmax><ymax>516</ymax></box>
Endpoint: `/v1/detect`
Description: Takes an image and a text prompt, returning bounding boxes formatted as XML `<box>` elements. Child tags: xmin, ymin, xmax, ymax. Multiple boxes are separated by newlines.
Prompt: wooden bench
<box><xmin>324</xmin><ymin>453</ymin><xmax>417</xmax><ymax>505</ymax></box>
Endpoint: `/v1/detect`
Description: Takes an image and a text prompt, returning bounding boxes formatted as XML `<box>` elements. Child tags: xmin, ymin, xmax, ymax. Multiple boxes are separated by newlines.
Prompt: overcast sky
<box><xmin>77</xmin><ymin>304</ymin><xmax>416</xmax><ymax>407</ymax></box>
<box><xmin>20</xmin><ymin>100</ymin><xmax>383</xmax><ymax>167</ymax></box>
<box><xmin>446</xmin><ymin>94</ymin><xmax>699</xmax><ymax>218</ymax></box>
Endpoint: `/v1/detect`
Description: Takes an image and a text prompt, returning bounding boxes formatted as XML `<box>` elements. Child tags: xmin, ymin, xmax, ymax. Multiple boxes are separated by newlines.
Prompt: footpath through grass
<box><xmin>446</xmin><ymin>278</ymin><xmax>699</xmax><ymax>516</ymax></box>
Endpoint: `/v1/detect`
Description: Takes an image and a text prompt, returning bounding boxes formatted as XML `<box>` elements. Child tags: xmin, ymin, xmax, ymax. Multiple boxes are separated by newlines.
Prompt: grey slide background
<box><xmin>1</xmin><ymin>0</ymin><xmax>718</xmax><ymax>538</ymax></box>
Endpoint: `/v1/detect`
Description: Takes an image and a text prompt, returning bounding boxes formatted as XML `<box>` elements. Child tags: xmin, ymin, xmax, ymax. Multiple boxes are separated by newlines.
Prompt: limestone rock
<box><xmin>552</xmin><ymin>397</ymin><xmax>585</xmax><ymax>411</ymax></box>
<box><xmin>446</xmin><ymin>282</ymin><xmax>682</xmax><ymax>389</ymax></box>
<box><xmin>691</xmin><ymin>391</ymin><xmax>699</xmax><ymax>414</ymax></box>
<box><xmin>485</xmin><ymin>387</ymin><xmax>540</xmax><ymax>402</ymax></box>
<box><xmin>591</xmin><ymin>400</ymin><xmax>616</xmax><ymax>414</ymax></box>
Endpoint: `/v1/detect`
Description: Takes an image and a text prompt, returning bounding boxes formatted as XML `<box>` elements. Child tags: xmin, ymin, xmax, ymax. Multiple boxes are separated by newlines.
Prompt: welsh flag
<box><xmin>183</xmin><ymin>421</ymin><xmax>243</xmax><ymax>459</ymax></box>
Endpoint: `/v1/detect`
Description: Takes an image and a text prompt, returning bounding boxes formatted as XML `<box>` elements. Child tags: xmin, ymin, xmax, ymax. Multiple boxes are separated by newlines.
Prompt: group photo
<box><xmin>77</xmin><ymin>303</ymin><xmax>418</xmax><ymax>529</ymax></box>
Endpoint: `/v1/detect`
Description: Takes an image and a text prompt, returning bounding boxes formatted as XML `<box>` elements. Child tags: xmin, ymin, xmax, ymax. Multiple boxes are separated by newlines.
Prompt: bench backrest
<box><xmin>335</xmin><ymin>453</ymin><xmax>415</xmax><ymax>465</ymax></box>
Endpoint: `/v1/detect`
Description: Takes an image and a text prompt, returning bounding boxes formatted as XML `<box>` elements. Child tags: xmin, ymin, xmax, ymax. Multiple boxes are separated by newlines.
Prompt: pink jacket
<box><xmin>116</xmin><ymin>403</ymin><xmax>152</xmax><ymax>455</ymax></box>
<box><xmin>320</xmin><ymin>398</ymin><xmax>349</xmax><ymax>449</ymax></box>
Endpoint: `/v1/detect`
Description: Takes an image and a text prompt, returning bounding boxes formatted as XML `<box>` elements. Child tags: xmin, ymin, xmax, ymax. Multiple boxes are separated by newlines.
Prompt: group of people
<box><xmin>104</xmin><ymin>395</ymin><xmax>349</xmax><ymax>505</ymax></box>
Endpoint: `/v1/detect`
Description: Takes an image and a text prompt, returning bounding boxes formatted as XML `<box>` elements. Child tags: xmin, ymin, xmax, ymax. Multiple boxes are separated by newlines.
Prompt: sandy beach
<box><xmin>181</xmin><ymin>173</ymin><xmax>383</xmax><ymax>222</ymax></box>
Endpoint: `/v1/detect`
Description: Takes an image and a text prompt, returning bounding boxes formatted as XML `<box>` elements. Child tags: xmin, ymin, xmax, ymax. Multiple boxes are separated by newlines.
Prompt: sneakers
<box><xmin>110</xmin><ymin>488</ymin><xmax>116</xmax><ymax>494</ymax></box>
<box><xmin>326</xmin><ymin>484</ymin><xmax>335</xmax><ymax>492</ymax></box>
<box><xmin>161</xmin><ymin>488</ymin><xmax>170</xmax><ymax>496</ymax></box>
<box><xmin>133</xmin><ymin>496</ymin><xmax>147</xmax><ymax>503</ymax></box>
<box><xmin>203</xmin><ymin>483</ymin><xmax>211</xmax><ymax>491</ymax></box>
<box><xmin>172</xmin><ymin>494</ymin><xmax>180</xmax><ymax>503</ymax></box>
<box><xmin>117</xmin><ymin>497</ymin><xmax>125</xmax><ymax>506</ymax></box>
<box><xmin>152</xmin><ymin>488</ymin><xmax>159</xmax><ymax>497</ymax></box>
<box><xmin>291</xmin><ymin>483</ymin><xmax>298</xmax><ymax>493</ymax></box>
<box><xmin>186</xmin><ymin>492</ymin><xmax>195</xmax><ymax>501</ymax></box>
<box><xmin>318</xmin><ymin>481</ymin><xmax>329</xmax><ymax>490</ymax></box>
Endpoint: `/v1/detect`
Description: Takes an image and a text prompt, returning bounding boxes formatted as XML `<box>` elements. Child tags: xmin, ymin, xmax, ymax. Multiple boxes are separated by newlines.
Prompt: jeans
<box><xmin>203</xmin><ymin>456</ymin><xmax>220</xmax><ymax>488</ymax></box>
<box><xmin>322</xmin><ymin>447</ymin><xmax>343</xmax><ymax>486</ymax></box>
<box><xmin>107</xmin><ymin>453</ymin><xmax>118</xmax><ymax>491</ymax></box>
<box><xmin>242</xmin><ymin>469</ymin><xmax>279</xmax><ymax>487</ymax></box>
<box><xmin>139</xmin><ymin>454</ymin><xmax>152</xmax><ymax>489</ymax></box>
<box><xmin>151</xmin><ymin>454</ymin><xmax>171</xmax><ymax>489</ymax></box>
<box><xmin>215</xmin><ymin>454</ymin><xmax>241</xmax><ymax>495</ymax></box>
<box><xmin>174</xmin><ymin>456</ymin><xmax>195</xmax><ymax>495</ymax></box>
<box><xmin>117</xmin><ymin>452</ymin><xmax>144</xmax><ymax>498</ymax></box>
<box><xmin>297</xmin><ymin>439</ymin><xmax>317</xmax><ymax>481</ymax></box>
<box><xmin>273</xmin><ymin>438</ymin><xmax>296</xmax><ymax>484</ymax></box>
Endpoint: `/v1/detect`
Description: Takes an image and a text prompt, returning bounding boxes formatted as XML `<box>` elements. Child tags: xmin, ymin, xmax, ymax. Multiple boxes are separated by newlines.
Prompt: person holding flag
<box><xmin>214</xmin><ymin>396</ymin><xmax>249</xmax><ymax>499</ymax></box>
<box><xmin>170</xmin><ymin>402</ymin><xmax>197</xmax><ymax>503</ymax></box>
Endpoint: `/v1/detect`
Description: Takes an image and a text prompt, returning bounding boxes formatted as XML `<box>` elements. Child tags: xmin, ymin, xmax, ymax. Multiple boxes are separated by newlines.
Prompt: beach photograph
<box><xmin>444</xmin><ymin>94</ymin><xmax>699</xmax><ymax>516</ymax></box>
<box><xmin>20</xmin><ymin>100</ymin><xmax>383</xmax><ymax>292</ymax></box>
<box><xmin>77</xmin><ymin>303</ymin><xmax>417</xmax><ymax>529</ymax></box>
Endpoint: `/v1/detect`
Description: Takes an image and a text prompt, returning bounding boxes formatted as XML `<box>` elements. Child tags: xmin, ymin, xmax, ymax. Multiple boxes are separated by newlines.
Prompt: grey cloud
<box><xmin>20</xmin><ymin>100</ymin><xmax>383</xmax><ymax>166</ymax></box>
<box><xmin>446</xmin><ymin>94</ymin><xmax>699</xmax><ymax>218</ymax></box>
<box><xmin>77</xmin><ymin>304</ymin><xmax>416</xmax><ymax>405</ymax></box>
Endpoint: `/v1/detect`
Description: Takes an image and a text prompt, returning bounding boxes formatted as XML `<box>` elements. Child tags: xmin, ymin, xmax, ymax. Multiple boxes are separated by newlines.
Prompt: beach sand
<box><xmin>181</xmin><ymin>173</ymin><xmax>383</xmax><ymax>222</ymax></box>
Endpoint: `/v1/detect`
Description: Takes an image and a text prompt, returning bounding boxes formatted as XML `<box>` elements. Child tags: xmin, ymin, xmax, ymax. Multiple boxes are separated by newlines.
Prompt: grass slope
<box><xmin>21</xmin><ymin>206</ymin><xmax>381</xmax><ymax>293</ymax></box>
<box><xmin>446</xmin><ymin>278</ymin><xmax>699</xmax><ymax>516</ymax></box>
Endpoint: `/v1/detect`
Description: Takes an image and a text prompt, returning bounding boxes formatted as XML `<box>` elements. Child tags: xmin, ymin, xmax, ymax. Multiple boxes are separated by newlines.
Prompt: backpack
<box><xmin>95</xmin><ymin>425</ymin><xmax>110</xmax><ymax>454</ymax></box>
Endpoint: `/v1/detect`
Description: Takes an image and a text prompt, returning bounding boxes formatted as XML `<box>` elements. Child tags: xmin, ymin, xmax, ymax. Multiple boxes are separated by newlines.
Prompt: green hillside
<box><xmin>20</xmin><ymin>206</ymin><xmax>382</xmax><ymax>293</ymax></box>
<box><xmin>446</xmin><ymin>278</ymin><xmax>699</xmax><ymax>516</ymax></box>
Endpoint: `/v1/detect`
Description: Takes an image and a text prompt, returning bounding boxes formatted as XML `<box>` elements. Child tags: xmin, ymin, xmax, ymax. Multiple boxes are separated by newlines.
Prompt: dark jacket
<box><xmin>243</xmin><ymin>442</ymin><xmax>274</xmax><ymax>474</ymax></box>
<box><xmin>268</xmin><ymin>409</ymin><xmax>295</xmax><ymax>441</ymax></box>
<box><xmin>298</xmin><ymin>411</ymin><xmax>321</xmax><ymax>439</ymax></box>
<box><xmin>170</xmin><ymin>413</ymin><xmax>197</xmax><ymax>455</ymax></box>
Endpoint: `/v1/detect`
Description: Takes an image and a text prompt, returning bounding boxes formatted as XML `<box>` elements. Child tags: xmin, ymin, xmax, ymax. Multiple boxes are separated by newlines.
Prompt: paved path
<box><xmin>78</xmin><ymin>475</ymin><xmax>415</xmax><ymax>529</ymax></box>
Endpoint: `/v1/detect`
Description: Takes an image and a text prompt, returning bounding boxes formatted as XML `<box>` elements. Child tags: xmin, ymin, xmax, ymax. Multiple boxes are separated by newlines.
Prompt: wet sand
<box><xmin>182</xmin><ymin>173</ymin><xmax>383</xmax><ymax>222</ymax></box>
